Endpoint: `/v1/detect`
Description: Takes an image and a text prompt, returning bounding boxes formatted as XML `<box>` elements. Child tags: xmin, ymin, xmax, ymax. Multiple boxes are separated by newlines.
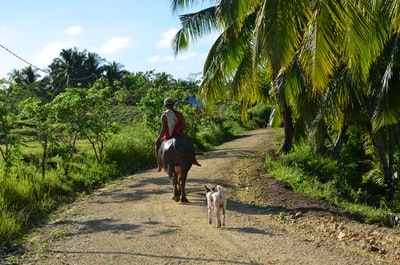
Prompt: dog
<box><xmin>204</xmin><ymin>185</ymin><xmax>227</xmax><ymax>228</ymax></box>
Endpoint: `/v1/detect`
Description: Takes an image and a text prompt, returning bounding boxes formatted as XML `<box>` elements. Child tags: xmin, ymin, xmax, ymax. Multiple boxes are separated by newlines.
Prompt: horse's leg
<box><xmin>177</xmin><ymin>173</ymin><xmax>183</xmax><ymax>202</ymax></box>
<box><xmin>168</xmin><ymin>165</ymin><xmax>180</xmax><ymax>202</ymax></box>
<box><xmin>172</xmin><ymin>175</ymin><xmax>180</xmax><ymax>202</ymax></box>
<box><xmin>180</xmin><ymin>171</ymin><xmax>189</xmax><ymax>203</ymax></box>
<box><xmin>174</xmin><ymin>165</ymin><xmax>182</xmax><ymax>196</ymax></box>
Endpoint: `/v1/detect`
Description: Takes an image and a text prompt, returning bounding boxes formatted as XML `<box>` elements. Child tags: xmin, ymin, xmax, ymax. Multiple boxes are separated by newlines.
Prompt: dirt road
<box><xmin>15</xmin><ymin>129</ymin><xmax>393</xmax><ymax>264</ymax></box>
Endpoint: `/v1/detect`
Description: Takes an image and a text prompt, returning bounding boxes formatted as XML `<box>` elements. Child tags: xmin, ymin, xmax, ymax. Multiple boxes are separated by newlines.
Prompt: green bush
<box><xmin>105</xmin><ymin>125</ymin><xmax>156</xmax><ymax>174</ymax></box>
<box><xmin>68</xmin><ymin>161</ymin><xmax>121</xmax><ymax>193</ymax></box>
<box><xmin>247</xmin><ymin>105</ymin><xmax>272</xmax><ymax>128</ymax></box>
<box><xmin>197</xmin><ymin>123</ymin><xmax>229</xmax><ymax>149</ymax></box>
<box><xmin>283</xmin><ymin>146</ymin><xmax>340</xmax><ymax>183</ymax></box>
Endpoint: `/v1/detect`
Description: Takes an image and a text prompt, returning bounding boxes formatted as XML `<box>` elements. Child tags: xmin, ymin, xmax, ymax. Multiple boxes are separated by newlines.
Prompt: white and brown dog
<box><xmin>204</xmin><ymin>185</ymin><xmax>227</xmax><ymax>228</ymax></box>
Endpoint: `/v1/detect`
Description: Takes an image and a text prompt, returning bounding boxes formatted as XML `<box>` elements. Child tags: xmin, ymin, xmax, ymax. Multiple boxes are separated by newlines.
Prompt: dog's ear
<box><xmin>212</xmin><ymin>186</ymin><xmax>216</xmax><ymax>191</ymax></box>
<box><xmin>204</xmin><ymin>185</ymin><xmax>209</xmax><ymax>191</ymax></box>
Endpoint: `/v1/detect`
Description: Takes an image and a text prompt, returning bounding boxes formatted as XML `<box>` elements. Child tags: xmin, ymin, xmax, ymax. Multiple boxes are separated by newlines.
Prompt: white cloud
<box><xmin>199</xmin><ymin>52</ymin><xmax>209</xmax><ymax>60</ymax></box>
<box><xmin>148</xmin><ymin>51</ymin><xmax>197</xmax><ymax>64</ymax></box>
<box><xmin>32</xmin><ymin>41</ymin><xmax>75</xmax><ymax>66</ymax></box>
<box><xmin>66</xmin><ymin>25</ymin><xmax>83</xmax><ymax>35</ymax></box>
<box><xmin>164</xmin><ymin>51</ymin><xmax>197</xmax><ymax>62</ymax></box>
<box><xmin>147</xmin><ymin>55</ymin><xmax>161</xmax><ymax>63</ymax></box>
<box><xmin>176</xmin><ymin>51</ymin><xmax>197</xmax><ymax>61</ymax></box>
<box><xmin>98</xmin><ymin>37</ymin><xmax>130</xmax><ymax>54</ymax></box>
<box><xmin>197</xmin><ymin>32</ymin><xmax>220</xmax><ymax>46</ymax></box>
<box><xmin>156</xmin><ymin>28</ymin><xmax>178</xmax><ymax>49</ymax></box>
<box><xmin>0</xmin><ymin>24</ymin><xmax>8</xmax><ymax>32</ymax></box>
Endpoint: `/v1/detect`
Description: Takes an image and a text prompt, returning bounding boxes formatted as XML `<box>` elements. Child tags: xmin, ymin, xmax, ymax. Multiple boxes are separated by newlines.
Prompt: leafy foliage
<box><xmin>0</xmin><ymin>66</ymin><xmax>255</xmax><ymax>251</ymax></box>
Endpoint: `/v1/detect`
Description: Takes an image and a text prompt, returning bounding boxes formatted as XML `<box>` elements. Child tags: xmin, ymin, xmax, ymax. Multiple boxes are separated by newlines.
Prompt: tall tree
<box><xmin>48</xmin><ymin>48</ymin><xmax>105</xmax><ymax>97</ymax></box>
<box><xmin>103</xmin><ymin>61</ymin><xmax>129</xmax><ymax>91</ymax></box>
<box><xmin>8</xmin><ymin>66</ymin><xmax>40</xmax><ymax>86</ymax></box>
<box><xmin>171</xmin><ymin>0</ymin><xmax>310</xmax><ymax>152</ymax></box>
<box><xmin>170</xmin><ymin>0</ymin><xmax>400</xmax><ymax>189</ymax></box>
<box><xmin>8</xmin><ymin>66</ymin><xmax>42</xmax><ymax>102</ymax></box>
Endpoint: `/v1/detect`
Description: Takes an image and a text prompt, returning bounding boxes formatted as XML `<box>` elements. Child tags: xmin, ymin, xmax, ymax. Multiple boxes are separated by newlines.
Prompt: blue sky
<box><xmin>0</xmin><ymin>1</ymin><xmax>218</xmax><ymax>80</ymax></box>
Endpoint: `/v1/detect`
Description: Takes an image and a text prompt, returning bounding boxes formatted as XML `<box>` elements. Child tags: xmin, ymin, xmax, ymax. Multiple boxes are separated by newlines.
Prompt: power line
<box><xmin>0</xmin><ymin>42</ymin><xmax>99</xmax><ymax>81</ymax></box>
<box><xmin>0</xmin><ymin>42</ymin><xmax>49</xmax><ymax>74</ymax></box>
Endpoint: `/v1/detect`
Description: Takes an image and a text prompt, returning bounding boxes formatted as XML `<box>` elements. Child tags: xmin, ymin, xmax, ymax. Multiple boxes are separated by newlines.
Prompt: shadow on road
<box><xmin>46</xmin><ymin>249</ymin><xmax>261</xmax><ymax>265</ymax></box>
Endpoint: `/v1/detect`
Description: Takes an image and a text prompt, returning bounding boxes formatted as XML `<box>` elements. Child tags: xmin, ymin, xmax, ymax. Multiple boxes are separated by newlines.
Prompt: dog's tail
<box><xmin>216</xmin><ymin>185</ymin><xmax>223</xmax><ymax>193</ymax></box>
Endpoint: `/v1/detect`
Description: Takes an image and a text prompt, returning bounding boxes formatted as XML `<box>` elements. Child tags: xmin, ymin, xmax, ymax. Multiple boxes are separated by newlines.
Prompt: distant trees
<box><xmin>5</xmin><ymin>47</ymin><xmax>157</xmax><ymax>106</ymax></box>
<box><xmin>103</xmin><ymin>61</ymin><xmax>129</xmax><ymax>92</ymax></box>
<box><xmin>2</xmin><ymin>56</ymin><xmax>202</xmax><ymax>178</ymax></box>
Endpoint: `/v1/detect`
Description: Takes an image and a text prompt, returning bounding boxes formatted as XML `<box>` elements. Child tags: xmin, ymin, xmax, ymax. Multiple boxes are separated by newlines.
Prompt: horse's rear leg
<box><xmin>179</xmin><ymin>173</ymin><xmax>189</xmax><ymax>203</ymax></box>
<box><xmin>172</xmin><ymin>165</ymin><xmax>188</xmax><ymax>203</ymax></box>
<box><xmin>171</xmin><ymin>174</ymin><xmax>180</xmax><ymax>202</ymax></box>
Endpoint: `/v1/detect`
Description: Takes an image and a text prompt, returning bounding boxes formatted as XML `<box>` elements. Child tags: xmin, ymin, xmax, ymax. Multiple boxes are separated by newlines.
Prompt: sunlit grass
<box><xmin>264</xmin><ymin>154</ymin><xmax>392</xmax><ymax>224</ymax></box>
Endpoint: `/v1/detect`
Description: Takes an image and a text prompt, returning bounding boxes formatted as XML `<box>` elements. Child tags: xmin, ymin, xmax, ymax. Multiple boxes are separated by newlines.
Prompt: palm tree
<box><xmin>7</xmin><ymin>66</ymin><xmax>44</xmax><ymax>105</ymax></box>
<box><xmin>171</xmin><ymin>0</ymin><xmax>310</xmax><ymax>152</ymax></box>
<box><xmin>297</xmin><ymin>0</ymin><xmax>400</xmax><ymax>189</ymax></box>
<box><xmin>49</xmin><ymin>48</ymin><xmax>83</xmax><ymax>90</ymax></box>
<box><xmin>8</xmin><ymin>66</ymin><xmax>41</xmax><ymax>86</ymax></box>
<box><xmin>103</xmin><ymin>61</ymin><xmax>129</xmax><ymax>91</ymax></box>
<box><xmin>48</xmin><ymin>48</ymin><xmax>105</xmax><ymax>97</ymax></box>
<box><xmin>171</xmin><ymin>0</ymin><xmax>400</xmax><ymax>189</ymax></box>
<box><xmin>83</xmin><ymin>52</ymin><xmax>105</xmax><ymax>87</ymax></box>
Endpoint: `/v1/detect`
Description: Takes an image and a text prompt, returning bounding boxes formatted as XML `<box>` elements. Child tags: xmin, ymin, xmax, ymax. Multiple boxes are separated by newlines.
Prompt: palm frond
<box><xmin>217</xmin><ymin>0</ymin><xmax>260</xmax><ymax>29</ymax></box>
<box><xmin>170</xmin><ymin>0</ymin><xmax>216</xmax><ymax>14</ymax></box>
<box><xmin>387</xmin><ymin>0</ymin><xmax>400</xmax><ymax>33</ymax></box>
<box><xmin>201</xmin><ymin>9</ymin><xmax>257</xmax><ymax>105</ymax></box>
<box><xmin>254</xmin><ymin>0</ymin><xmax>310</xmax><ymax>75</ymax></box>
<box><xmin>172</xmin><ymin>6</ymin><xmax>220</xmax><ymax>55</ymax></box>
<box><xmin>299</xmin><ymin>1</ymin><xmax>346</xmax><ymax>92</ymax></box>
<box><xmin>372</xmin><ymin>36</ymin><xmax>400</xmax><ymax>131</ymax></box>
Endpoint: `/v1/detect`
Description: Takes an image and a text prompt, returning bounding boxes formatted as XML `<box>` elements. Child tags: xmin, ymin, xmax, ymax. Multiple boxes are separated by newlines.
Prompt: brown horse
<box><xmin>157</xmin><ymin>134</ymin><xmax>197</xmax><ymax>202</ymax></box>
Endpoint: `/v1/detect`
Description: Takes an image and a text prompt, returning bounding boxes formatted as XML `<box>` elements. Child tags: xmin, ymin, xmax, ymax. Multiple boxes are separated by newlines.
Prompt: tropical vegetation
<box><xmin>2</xmin><ymin>0</ymin><xmax>400</xmax><ymax>257</ymax></box>
<box><xmin>171</xmin><ymin>0</ymin><xmax>400</xmax><ymax>220</ymax></box>
<box><xmin>0</xmin><ymin>46</ymin><xmax>263</xmax><ymax>252</ymax></box>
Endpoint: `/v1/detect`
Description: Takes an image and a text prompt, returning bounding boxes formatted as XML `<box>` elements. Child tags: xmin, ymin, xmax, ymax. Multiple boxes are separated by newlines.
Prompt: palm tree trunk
<box><xmin>281</xmin><ymin>106</ymin><xmax>294</xmax><ymax>153</ymax></box>
<box><xmin>332</xmin><ymin>124</ymin><xmax>348</xmax><ymax>159</ymax></box>
<box><xmin>361</xmin><ymin>94</ymin><xmax>392</xmax><ymax>190</ymax></box>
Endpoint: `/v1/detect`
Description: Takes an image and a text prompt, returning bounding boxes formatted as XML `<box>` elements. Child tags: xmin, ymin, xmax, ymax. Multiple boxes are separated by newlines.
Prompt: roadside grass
<box><xmin>264</xmin><ymin>154</ymin><xmax>391</xmax><ymax>224</ymax></box>
<box><xmin>0</xmin><ymin>124</ymin><xmax>157</xmax><ymax>250</ymax></box>
<box><xmin>2</xmin><ymin>121</ymin><xmax>396</xmax><ymax>255</ymax></box>
<box><xmin>0</xmin><ymin>117</ymin><xmax>251</xmax><ymax>253</ymax></box>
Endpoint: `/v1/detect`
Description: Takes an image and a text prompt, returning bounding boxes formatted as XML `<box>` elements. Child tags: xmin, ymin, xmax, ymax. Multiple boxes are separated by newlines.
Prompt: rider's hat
<box><xmin>164</xmin><ymin>98</ymin><xmax>174</xmax><ymax>106</ymax></box>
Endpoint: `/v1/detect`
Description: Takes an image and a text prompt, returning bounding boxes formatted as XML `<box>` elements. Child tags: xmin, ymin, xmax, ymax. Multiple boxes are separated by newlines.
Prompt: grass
<box><xmin>0</xmin><ymin>123</ymin><xmax>158</xmax><ymax>250</ymax></box>
<box><xmin>264</xmin><ymin>154</ymin><xmax>392</xmax><ymax>224</ymax></box>
<box><xmin>0</xmin><ymin>118</ymin><xmax>248</xmax><ymax>250</ymax></box>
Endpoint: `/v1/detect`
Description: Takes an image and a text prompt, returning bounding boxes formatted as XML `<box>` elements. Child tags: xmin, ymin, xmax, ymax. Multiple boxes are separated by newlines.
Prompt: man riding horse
<box><xmin>155</xmin><ymin>98</ymin><xmax>201</xmax><ymax>172</ymax></box>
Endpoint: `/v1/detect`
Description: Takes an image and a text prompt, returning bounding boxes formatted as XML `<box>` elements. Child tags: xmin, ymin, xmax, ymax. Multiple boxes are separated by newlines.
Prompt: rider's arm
<box><xmin>176</xmin><ymin>111</ymin><xmax>185</xmax><ymax>135</ymax></box>
<box><xmin>156</xmin><ymin>114</ymin><xmax>168</xmax><ymax>143</ymax></box>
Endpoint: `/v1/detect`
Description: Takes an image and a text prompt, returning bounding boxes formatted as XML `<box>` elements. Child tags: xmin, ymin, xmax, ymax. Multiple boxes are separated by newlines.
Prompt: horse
<box><xmin>157</xmin><ymin>134</ymin><xmax>197</xmax><ymax>202</ymax></box>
